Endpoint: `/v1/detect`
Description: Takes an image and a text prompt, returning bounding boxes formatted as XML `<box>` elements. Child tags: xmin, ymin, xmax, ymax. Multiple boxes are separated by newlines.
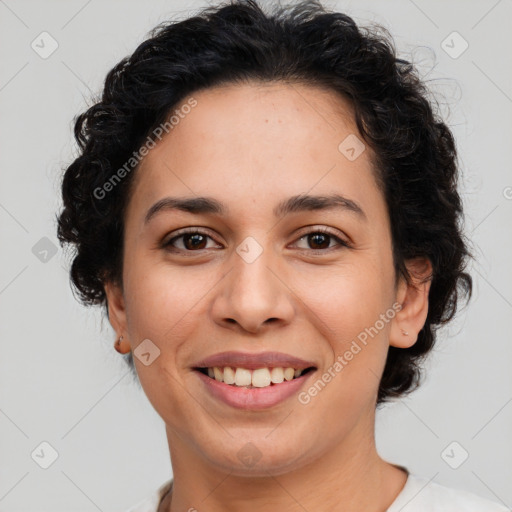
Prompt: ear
<box><xmin>104</xmin><ymin>280</ymin><xmax>128</xmax><ymax>337</ymax></box>
<box><xmin>389</xmin><ymin>257</ymin><xmax>433</xmax><ymax>349</ymax></box>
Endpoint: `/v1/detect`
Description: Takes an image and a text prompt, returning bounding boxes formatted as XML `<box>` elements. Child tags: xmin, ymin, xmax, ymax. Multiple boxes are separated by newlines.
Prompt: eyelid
<box><xmin>162</xmin><ymin>226</ymin><xmax>351</xmax><ymax>252</ymax></box>
<box><xmin>162</xmin><ymin>227</ymin><xmax>222</xmax><ymax>249</ymax></box>
<box><xmin>165</xmin><ymin>226</ymin><xmax>217</xmax><ymax>240</ymax></box>
<box><xmin>292</xmin><ymin>225</ymin><xmax>346</xmax><ymax>239</ymax></box>
<box><xmin>289</xmin><ymin>226</ymin><xmax>351</xmax><ymax>250</ymax></box>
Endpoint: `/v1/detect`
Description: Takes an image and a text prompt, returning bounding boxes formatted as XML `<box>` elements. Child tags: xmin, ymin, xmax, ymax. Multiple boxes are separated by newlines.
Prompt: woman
<box><xmin>56</xmin><ymin>1</ymin><xmax>507</xmax><ymax>510</ymax></box>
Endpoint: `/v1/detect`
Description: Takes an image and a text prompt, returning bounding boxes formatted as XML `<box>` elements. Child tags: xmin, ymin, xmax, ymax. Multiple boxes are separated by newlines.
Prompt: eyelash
<box><xmin>161</xmin><ymin>227</ymin><xmax>351</xmax><ymax>254</ymax></box>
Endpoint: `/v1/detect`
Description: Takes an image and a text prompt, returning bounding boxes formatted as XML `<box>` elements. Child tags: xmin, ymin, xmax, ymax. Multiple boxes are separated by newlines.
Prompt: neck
<box><xmin>160</xmin><ymin>418</ymin><xmax>408</xmax><ymax>512</ymax></box>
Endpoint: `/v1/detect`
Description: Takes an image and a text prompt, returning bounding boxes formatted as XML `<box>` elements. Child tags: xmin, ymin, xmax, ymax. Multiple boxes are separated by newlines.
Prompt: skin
<box><xmin>105</xmin><ymin>81</ymin><xmax>432</xmax><ymax>512</ymax></box>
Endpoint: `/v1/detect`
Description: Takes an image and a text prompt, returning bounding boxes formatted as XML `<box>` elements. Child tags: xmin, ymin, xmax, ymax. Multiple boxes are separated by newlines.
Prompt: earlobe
<box><xmin>389</xmin><ymin>257</ymin><xmax>432</xmax><ymax>349</ymax></box>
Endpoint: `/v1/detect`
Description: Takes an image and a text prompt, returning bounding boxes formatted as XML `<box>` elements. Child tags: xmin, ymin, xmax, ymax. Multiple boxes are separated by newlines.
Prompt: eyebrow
<box><xmin>144</xmin><ymin>193</ymin><xmax>367</xmax><ymax>224</ymax></box>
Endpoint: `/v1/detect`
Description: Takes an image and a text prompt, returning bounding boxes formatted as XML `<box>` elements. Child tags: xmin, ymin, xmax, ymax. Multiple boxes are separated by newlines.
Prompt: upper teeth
<box><xmin>206</xmin><ymin>367</ymin><xmax>304</xmax><ymax>387</ymax></box>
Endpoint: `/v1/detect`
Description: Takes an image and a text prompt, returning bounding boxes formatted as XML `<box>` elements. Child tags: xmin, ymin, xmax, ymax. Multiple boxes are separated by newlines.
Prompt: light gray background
<box><xmin>1</xmin><ymin>0</ymin><xmax>511</xmax><ymax>510</ymax></box>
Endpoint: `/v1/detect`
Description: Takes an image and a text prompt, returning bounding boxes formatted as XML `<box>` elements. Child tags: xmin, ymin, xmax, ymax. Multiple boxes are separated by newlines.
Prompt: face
<box><xmin>105</xmin><ymin>81</ymin><xmax>429</xmax><ymax>477</ymax></box>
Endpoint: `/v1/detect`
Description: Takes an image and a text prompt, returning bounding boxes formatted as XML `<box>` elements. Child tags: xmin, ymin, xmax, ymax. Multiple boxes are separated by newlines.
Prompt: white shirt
<box><xmin>125</xmin><ymin>472</ymin><xmax>510</xmax><ymax>512</ymax></box>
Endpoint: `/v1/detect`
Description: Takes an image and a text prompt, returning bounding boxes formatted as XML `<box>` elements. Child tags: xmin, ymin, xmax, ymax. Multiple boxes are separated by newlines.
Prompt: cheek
<box><xmin>292</xmin><ymin>259</ymin><xmax>394</xmax><ymax>398</ymax></box>
<box><xmin>122</xmin><ymin>258</ymin><xmax>205</xmax><ymax>414</ymax></box>
<box><xmin>293</xmin><ymin>260</ymin><xmax>391</xmax><ymax>336</ymax></box>
<box><xmin>125</xmin><ymin>270</ymin><xmax>204</xmax><ymax>340</ymax></box>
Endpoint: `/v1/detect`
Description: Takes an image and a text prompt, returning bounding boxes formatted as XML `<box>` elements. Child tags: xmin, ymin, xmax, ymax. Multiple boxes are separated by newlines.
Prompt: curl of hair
<box><xmin>57</xmin><ymin>0</ymin><xmax>472</xmax><ymax>404</ymax></box>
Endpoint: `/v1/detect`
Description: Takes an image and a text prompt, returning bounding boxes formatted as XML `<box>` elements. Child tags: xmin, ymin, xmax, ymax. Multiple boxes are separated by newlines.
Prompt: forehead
<box><xmin>128</xmin><ymin>81</ymin><xmax>382</xmax><ymax>222</ymax></box>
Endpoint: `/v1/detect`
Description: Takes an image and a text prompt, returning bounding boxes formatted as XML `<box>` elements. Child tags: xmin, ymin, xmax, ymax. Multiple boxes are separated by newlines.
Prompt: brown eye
<box><xmin>163</xmin><ymin>230</ymin><xmax>220</xmax><ymax>252</ymax></box>
<box><xmin>292</xmin><ymin>229</ymin><xmax>349</xmax><ymax>251</ymax></box>
<box><xmin>307</xmin><ymin>233</ymin><xmax>331</xmax><ymax>250</ymax></box>
<box><xmin>182</xmin><ymin>233</ymin><xmax>208</xmax><ymax>250</ymax></box>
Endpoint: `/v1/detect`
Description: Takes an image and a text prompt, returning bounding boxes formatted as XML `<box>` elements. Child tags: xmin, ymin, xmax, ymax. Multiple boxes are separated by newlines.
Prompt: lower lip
<box><xmin>195</xmin><ymin>369</ymin><xmax>316</xmax><ymax>410</ymax></box>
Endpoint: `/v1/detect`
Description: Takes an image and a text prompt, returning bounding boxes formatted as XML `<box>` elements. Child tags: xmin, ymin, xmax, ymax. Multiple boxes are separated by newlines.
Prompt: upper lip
<box><xmin>192</xmin><ymin>351</ymin><xmax>317</xmax><ymax>370</ymax></box>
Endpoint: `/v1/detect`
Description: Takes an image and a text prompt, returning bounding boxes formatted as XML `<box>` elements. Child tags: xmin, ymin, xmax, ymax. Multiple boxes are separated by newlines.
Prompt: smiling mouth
<box><xmin>194</xmin><ymin>366</ymin><xmax>316</xmax><ymax>388</ymax></box>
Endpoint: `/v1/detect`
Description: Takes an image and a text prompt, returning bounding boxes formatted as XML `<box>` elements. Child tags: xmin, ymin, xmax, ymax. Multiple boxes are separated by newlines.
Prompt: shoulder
<box><xmin>124</xmin><ymin>479</ymin><xmax>173</xmax><ymax>512</ymax></box>
<box><xmin>388</xmin><ymin>474</ymin><xmax>510</xmax><ymax>512</ymax></box>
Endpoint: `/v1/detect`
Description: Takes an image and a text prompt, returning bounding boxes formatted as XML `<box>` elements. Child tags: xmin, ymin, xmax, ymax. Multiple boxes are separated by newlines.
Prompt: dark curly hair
<box><xmin>56</xmin><ymin>0</ymin><xmax>472</xmax><ymax>405</ymax></box>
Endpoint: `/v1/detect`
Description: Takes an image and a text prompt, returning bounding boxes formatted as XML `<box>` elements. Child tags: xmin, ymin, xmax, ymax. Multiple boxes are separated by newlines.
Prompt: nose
<box><xmin>211</xmin><ymin>243</ymin><xmax>295</xmax><ymax>334</ymax></box>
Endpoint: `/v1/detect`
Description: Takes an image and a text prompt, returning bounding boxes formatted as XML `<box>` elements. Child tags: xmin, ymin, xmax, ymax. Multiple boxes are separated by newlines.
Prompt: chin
<box><xmin>201</xmin><ymin>435</ymin><xmax>316</xmax><ymax>478</ymax></box>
